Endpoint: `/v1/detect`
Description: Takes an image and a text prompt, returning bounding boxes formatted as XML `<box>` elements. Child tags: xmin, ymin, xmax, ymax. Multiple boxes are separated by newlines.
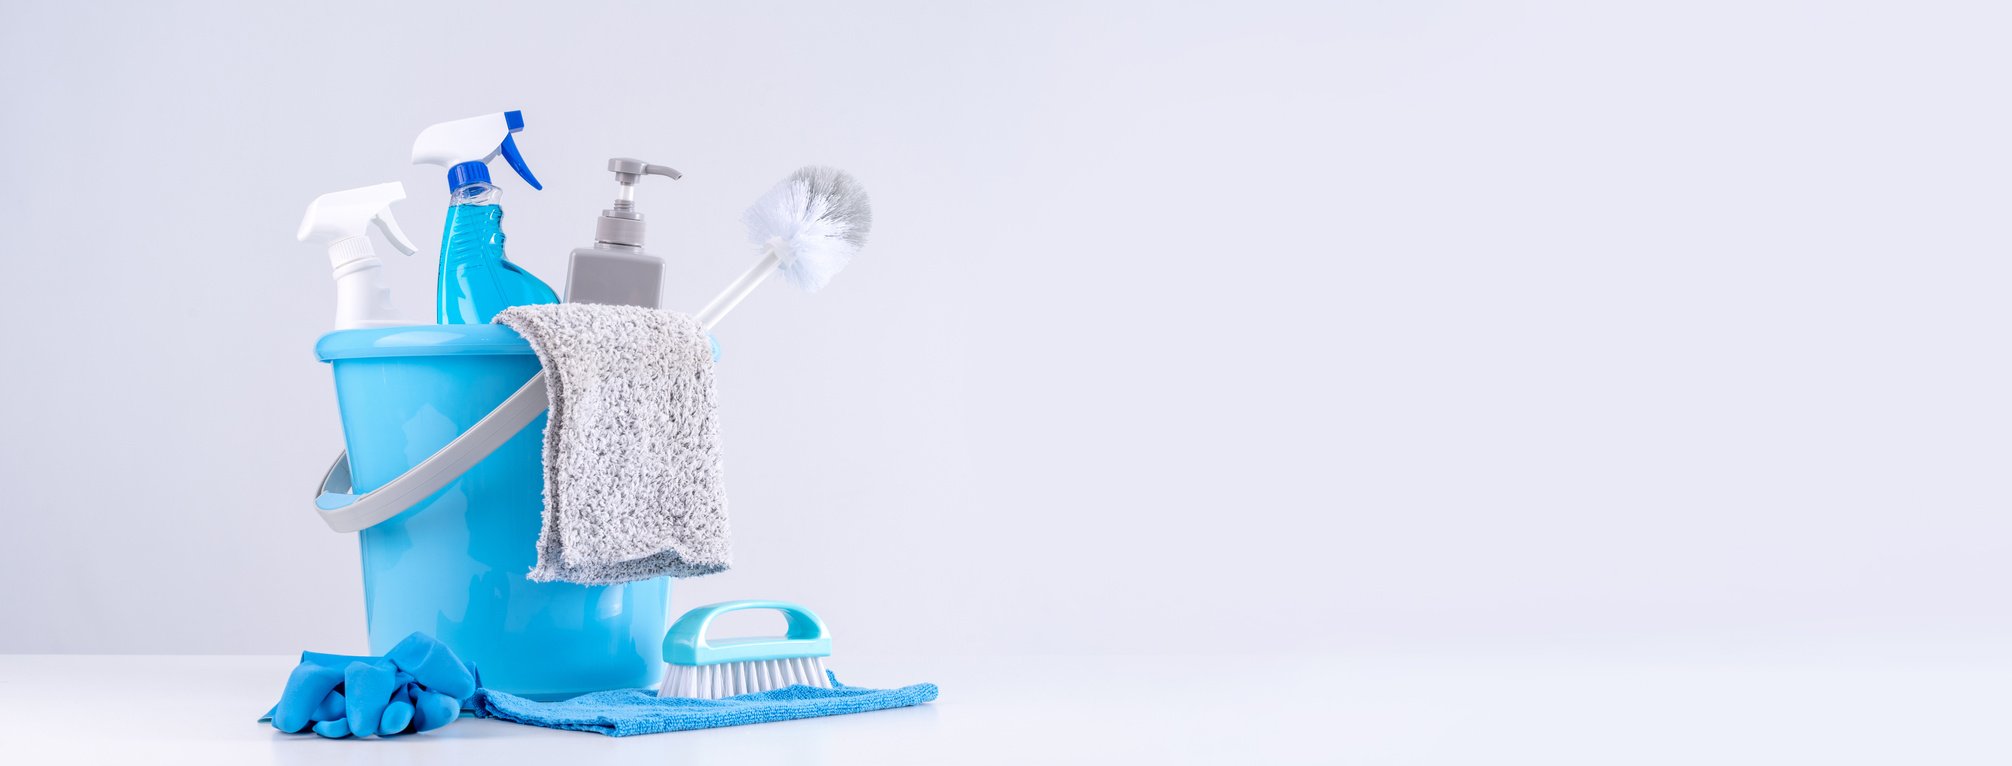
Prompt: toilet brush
<box><xmin>311</xmin><ymin>169</ymin><xmax>868</xmax><ymax>535</ymax></box>
<box><xmin>693</xmin><ymin>166</ymin><xmax>873</xmax><ymax>331</ymax></box>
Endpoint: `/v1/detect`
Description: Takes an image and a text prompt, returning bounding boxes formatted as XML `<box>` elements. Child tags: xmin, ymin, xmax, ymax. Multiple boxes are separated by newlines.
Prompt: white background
<box><xmin>1</xmin><ymin>0</ymin><xmax>2006</xmax><ymax>664</ymax></box>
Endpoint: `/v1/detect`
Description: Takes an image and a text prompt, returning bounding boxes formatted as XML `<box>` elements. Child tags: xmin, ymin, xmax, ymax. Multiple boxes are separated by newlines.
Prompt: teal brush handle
<box><xmin>664</xmin><ymin>601</ymin><xmax>832</xmax><ymax>666</ymax></box>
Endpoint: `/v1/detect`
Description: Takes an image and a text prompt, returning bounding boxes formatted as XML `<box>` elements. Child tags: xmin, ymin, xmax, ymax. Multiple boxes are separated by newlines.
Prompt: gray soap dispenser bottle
<box><xmin>562</xmin><ymin>158</ymin><xmax>683</xmax><ymax>308</ymax></box>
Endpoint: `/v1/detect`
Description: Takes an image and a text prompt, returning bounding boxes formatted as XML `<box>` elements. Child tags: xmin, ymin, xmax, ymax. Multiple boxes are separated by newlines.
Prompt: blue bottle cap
<box><xmin>446</xmin><ymin>161</ymin><xmax>491</xmax><ymax>192</ymax></box>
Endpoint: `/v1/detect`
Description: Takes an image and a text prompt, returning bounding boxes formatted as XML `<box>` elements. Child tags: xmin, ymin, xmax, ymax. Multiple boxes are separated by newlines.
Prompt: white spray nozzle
<box><xmin>411</xmin><ymin>110</ymin><xmax>541</xmax><ymax>190</ymax></box>
<box><xmin>297</xmin><ymin>181</ymin><xmax>418</xmax><ymax>255</ymax></box>
<box><xmin>298</xmin><ymin>182</ymin><xmax>418</xmax><ymax>330</ymax></box>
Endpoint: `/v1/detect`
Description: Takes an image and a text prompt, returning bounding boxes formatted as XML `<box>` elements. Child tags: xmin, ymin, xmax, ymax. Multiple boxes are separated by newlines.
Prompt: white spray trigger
<box><xmin>298</xmin><ymin>182</ymin><xmax>411</xmax><ymax>246</ymax></box>
<box><xmin>372</xmin><ymin>209</ymin><xmax>418</xmax><ymax>256</ymax></box>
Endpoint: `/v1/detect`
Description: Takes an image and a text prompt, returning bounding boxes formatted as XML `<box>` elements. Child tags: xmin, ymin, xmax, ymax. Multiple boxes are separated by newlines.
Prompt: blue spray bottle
<box><xmin>411</xmin><ymin>110</ymin><xmax>558</xmax><ymax>324</ymax></box>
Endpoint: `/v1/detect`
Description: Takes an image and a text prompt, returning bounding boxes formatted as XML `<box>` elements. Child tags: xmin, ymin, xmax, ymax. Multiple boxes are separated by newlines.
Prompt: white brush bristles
<box><xmin>741</xmin><ymin>166</ymin><xmax>873</xmax><ymax>293</ymax></box>
<box><xmin>658</xmin><ymin>657</ymin><xmax>833</xmax><ymax>699</ymax></box>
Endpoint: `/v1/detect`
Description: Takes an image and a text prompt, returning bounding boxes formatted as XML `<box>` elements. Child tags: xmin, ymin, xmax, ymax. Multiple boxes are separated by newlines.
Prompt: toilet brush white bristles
<box><xmin>659</xmin><ymin>657</ymin><xmax>834</xmax><ymax>699</ymax></box>
<box><xmin>693</xmin><ymin>166</ymin><xmax>873</xmax><ymax>330</ymax></box>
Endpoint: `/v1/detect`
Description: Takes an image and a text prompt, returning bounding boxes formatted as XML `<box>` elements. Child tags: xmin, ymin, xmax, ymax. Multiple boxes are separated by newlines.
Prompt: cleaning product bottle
<box><xmin>411</xmin><ymin>110</ymin><xmax>557</xmax><ymax>324</ymax></box>
<box><xmin>562</xmin><ymin>158</ymin><xmax>683</xmax><ymax>308</ymax></box>
<box><xmin>297</xmin><ymin>182</ymin><xmax>421</xmax><ymax>330</ymax></box>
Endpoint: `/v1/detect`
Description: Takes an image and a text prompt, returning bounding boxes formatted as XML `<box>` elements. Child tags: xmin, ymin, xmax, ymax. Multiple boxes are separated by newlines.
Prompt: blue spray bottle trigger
<box><xmin>499</xmin><ymin>134</ymin><xmax>542</xmax><ymax>190</ymax></box>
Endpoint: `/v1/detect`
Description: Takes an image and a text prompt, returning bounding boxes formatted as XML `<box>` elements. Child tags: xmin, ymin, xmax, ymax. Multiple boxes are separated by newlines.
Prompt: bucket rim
<box><xmin>315</xmin><ymin>325</ymin><xmax>535</xmax><ymax>362</ymax></box>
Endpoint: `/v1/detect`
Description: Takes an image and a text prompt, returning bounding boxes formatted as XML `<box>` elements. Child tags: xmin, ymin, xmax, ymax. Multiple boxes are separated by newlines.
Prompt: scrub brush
<box><xmin>692</xmin><ymin>166</ymin><xmax>873</xmax><ymax>330</ymax></box>
<box><xmin>659</xmin><ymin>601</ymin><xmax>834</xmax><ymax>699</ymax></box>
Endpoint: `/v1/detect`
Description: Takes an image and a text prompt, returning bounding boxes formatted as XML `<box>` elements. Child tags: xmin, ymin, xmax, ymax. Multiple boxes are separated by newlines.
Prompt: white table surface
<box><xmin>3</xmin><ymin>651</ymin><xmax>2007</xmax><ymax>764</ymax></box>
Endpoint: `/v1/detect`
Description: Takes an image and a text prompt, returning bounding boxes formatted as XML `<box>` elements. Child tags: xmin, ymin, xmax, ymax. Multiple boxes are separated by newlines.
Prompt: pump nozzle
<box><xmin>610</xmin><ymin>158</ymin><xmax>683</xmax><ymax>186</ymax></box>
<box><xmin>411</xmin><ymin>110</ymin><xmax>542</xmax><ymax>191</ymax></box>
<box><xmin>298</xmin><ymin>182</ymin><xmax>418</xmax><ymax>330</ymax></box>
<box><xmin>596</xmin><ymin>158</ymin><xmax>682</xmax><ymax>248</ymax></box>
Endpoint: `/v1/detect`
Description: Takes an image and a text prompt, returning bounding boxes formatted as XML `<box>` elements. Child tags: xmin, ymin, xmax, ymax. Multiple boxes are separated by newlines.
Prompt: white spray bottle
<box><xmin>298</xmin><ymin>182</ymin><xmax>421</xmax><ymax>330</ymax></box>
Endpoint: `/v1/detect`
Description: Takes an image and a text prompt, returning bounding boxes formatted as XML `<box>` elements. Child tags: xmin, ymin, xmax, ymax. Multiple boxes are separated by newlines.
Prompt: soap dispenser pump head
<box><xmin>596</xmin><ymin>157</ymin><xmax>682</xmax><ymax>248</ymax></box>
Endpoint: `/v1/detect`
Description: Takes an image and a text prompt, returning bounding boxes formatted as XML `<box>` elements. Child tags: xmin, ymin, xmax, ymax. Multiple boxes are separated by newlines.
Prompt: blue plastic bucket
<box><xmin>316</xmin><ymin>325</ymin><xmax>669</xmax><ymax>698</ymax></box>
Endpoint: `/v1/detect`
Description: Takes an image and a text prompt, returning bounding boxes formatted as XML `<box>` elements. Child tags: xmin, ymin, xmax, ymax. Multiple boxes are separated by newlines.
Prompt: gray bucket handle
<box><xmin>314</xmin><ymin>373</ymin><xmax>549</xmax><ymax>533</ymax></box>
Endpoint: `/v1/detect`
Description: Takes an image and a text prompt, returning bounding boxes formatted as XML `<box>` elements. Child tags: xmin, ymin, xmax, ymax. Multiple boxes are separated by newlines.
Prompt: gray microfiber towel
<box><xmin>494</xmin><ymin>303</ymin><xmax>730</xmax><ymax>585</ymax></box>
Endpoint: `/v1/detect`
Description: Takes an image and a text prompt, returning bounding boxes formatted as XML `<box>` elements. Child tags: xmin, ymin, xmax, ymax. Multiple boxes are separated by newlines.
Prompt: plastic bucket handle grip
<box><xmin>314</xmin><ymin>372</ymin><xmax>549</xmax><ymax>533</ymax></box>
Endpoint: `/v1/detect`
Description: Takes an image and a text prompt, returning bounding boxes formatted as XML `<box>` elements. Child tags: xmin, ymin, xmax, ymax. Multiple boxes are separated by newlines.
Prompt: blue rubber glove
<box><xmin>265</xmin><ymin>632</ymin><xmax>476</xmax><ymax>739</ymax></box>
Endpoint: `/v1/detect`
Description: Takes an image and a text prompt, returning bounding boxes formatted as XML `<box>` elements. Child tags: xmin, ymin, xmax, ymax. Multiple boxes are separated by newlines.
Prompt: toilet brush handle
<box><xmin>314</xmin><ymin>373</ymin><xmax>549</xmax><ymax>533</ymax></box>
<box><xmin>693</xmin><ymin>246</ymin><xmax>781</xmax><ymax>331</ymax></box>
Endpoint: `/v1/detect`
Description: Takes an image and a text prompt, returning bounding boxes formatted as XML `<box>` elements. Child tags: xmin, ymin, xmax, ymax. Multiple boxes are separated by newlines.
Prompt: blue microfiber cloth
<box><xmin>470</xmin><ymin>673</ymin><xmax>938</xmax><ymax>737</ymax></box>
<box><xmin>260</xmin><ymin>632</ymin><xmax>478</xmax><ymax>739</ymax></box>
